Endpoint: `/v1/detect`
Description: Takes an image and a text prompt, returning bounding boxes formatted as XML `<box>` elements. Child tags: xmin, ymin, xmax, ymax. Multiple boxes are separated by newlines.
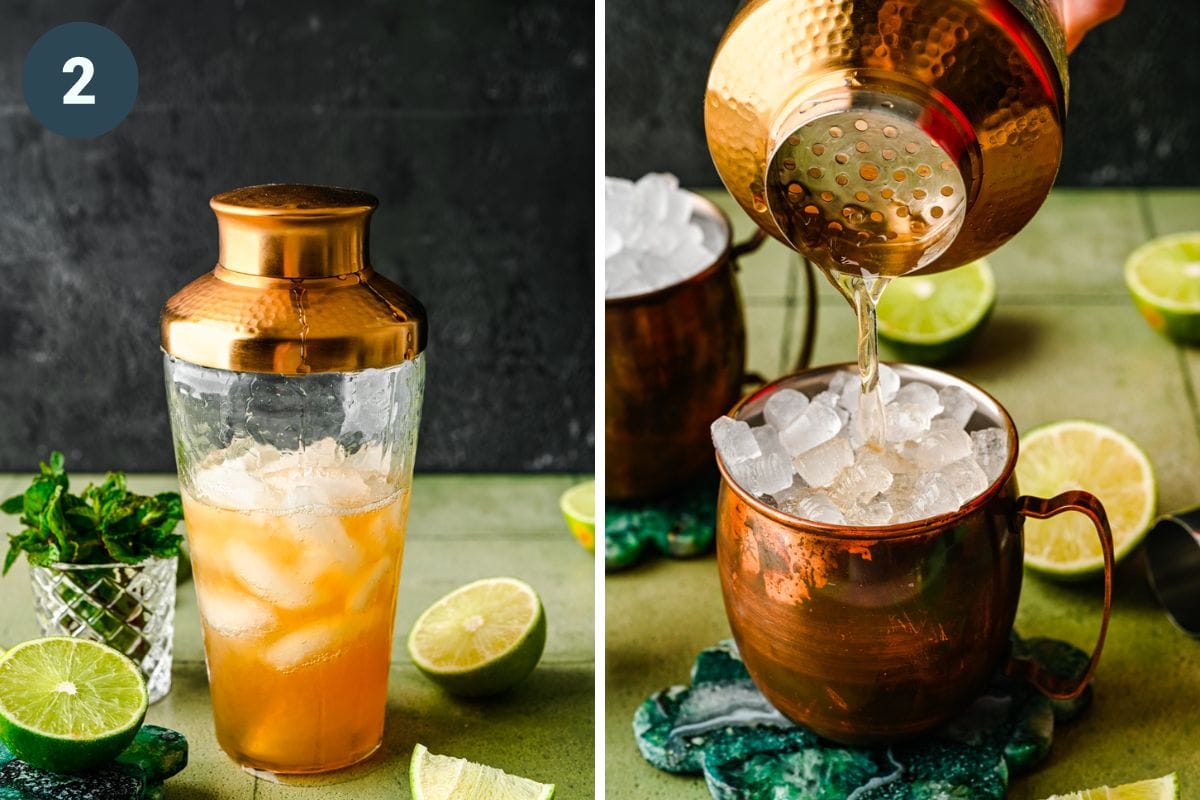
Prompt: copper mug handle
<box><xmin>1005</xmin><ymin>490</ymin><xmax>1115</xmax><ymax>699</ymax></box>
<box><xmin>730</xmin><ymin>227</ymin><xmax>768</xmax><ymax>261</ymax></box>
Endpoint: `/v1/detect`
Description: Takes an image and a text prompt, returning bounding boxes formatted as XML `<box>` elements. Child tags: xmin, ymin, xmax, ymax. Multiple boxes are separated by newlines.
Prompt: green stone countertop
<box><xmin>0</xmin><ymin>473</ymin><xmax>595</xmax><ymax>798</ymax></box>
<box><xmin>606</xmin><ymin>188</ymin><xmax>1200</xmax><ymax>798</ymax></box>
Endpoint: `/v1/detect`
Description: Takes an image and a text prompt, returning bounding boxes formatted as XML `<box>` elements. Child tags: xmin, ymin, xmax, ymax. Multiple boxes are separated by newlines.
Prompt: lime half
<box><xmin>560</xmin><ymin>480</ymin><xmax>596</xmax><ymax>551</ymax></box>
<box><xmin>1125</xmin><ymin>232</ymin><xmax>1200</xmax><ymax>343</ymax></box>
<box><xmin>407</xmin><ymin>577</ymin><xmax>546</xmax><ymax>697</ymax></box>
<box><xmin>1040</xmin><ymin>773</ymin><xmax>1179</xmax><ymax>800</ymax></box>
<box><xmin>1016</xmin><ymin>421</ymin><xmax>1156</xmax><ymax>579</ymax></box>
<box><xmin>0</xmin><ymin>637</ymin><xmax>148</xmax><ymax>773</ymax></box>
<box><xmin>410</xmin><ymin>744</ymin><xmax>554</xmax><ymax>800</ymax></box>
<box><xmin>877</xmin><ymin>258</ymin><xmax>996</xmax><ymax>364</ymax></box>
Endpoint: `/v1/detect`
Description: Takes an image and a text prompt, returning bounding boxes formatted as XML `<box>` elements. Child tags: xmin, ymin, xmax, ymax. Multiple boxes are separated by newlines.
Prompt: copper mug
<box><xmin>716</xmin><ymin>363</ymin><xmax>1114</xmax><ymax>744</ymax></box>
<box><xmin>605</xmin><ymin>194</ymin><xmax>765</xmax><ymax>500</ymax></box>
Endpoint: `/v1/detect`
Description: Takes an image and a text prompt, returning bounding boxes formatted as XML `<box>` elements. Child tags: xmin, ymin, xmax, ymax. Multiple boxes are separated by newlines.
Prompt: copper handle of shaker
<box><xmin>1006</xmin><ymin>490</ymin><xmax>1115</xmax><ymax>700</ymax></box>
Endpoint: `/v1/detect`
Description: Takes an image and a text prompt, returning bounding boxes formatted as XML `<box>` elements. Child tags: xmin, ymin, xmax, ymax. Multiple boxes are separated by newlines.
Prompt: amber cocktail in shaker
<box><xmin>606</xmin><ymin>194</ymin><xmax>763</xmax><ymax>500</ymax></box>
<box><xmin>162</xmin><ymin>185</ymin><xmax>426</xmax><ymax>773</ymax></box>
<box><xmin>716</xmin><ymin>364</ymin><xmax>1113</xmax><ymax>744</ymax></box>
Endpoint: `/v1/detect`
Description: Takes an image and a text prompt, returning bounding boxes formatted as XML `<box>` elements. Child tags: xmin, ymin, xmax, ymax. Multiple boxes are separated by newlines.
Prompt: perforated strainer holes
<box><xmin>765</xmin><ymin>107</ymin><xmax>969</xmax><ymax>274</ymax></box>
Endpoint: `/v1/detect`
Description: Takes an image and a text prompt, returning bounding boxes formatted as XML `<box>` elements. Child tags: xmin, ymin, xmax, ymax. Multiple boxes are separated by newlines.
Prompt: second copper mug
<box><xmin>716</xmin><ymin>363</ymin><xmax>1114</xmax><ymax>744</ymax></box>
<box><xmin>605</xmin><ymin>194</ymin><xmax>764</xmax><ymax>500</ymax></box>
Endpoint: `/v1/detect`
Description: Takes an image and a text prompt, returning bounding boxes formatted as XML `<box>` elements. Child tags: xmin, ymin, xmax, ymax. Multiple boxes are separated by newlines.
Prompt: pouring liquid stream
<box><xmin>832</xmin><ymin>270</ymin><xmax>891</xmax><ymax>449</ymax></box>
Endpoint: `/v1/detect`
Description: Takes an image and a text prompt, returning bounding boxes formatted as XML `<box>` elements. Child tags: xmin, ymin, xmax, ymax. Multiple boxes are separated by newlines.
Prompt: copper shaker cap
<box><xmin>705</xmin><ymin>0</ymin><xmax>1069</xmax><ymax>275</ymax></box>
<box><xmin>161</xmin><ymin>184</ymin><xmax>426</xmax><ymax>375</ymax></box>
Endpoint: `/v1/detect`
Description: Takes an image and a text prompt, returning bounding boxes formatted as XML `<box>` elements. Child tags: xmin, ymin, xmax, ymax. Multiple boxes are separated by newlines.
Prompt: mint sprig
<box><xmin>2</xmin><ymin>452</ymin><xmax>184</xmax><ymax>575</ymax></box>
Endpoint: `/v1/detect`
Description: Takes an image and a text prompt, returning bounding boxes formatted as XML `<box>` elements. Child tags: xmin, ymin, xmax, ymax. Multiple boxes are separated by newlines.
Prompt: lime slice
<box><xmin>1125</xmin><ymin>232</ymin><xmax>1200</xmax><ymax>344</ymax></box>
<box><xmin>0</xmin><ymin>637</ymin><xmax>148</xmax><ymax>773</ymax></box>
<box><xmin>407</xmin><ymin>577</ymin><xmax>547</xmax><ymax>697</ymax></box>
<box><xmin>1040</xmin><ymin>772</ymin><xmax>1179</xmax><ymax>800</ymax></box>
<box><xmin>560</xmin><ymin>480</ymin><xmax>595</xmax><ymax>551</ymax></box>
<box><xmin>1016</xmin><ymin>421</ymin><xmax>1156</xmax><ymax>579</ymax></box>
<box><xmin>877</xmin><ymin>258</ymin><xmax>996</xmax><ymax>363</ymax></box>
<box><xmin>410</xmin><ymin>744</ymin><xmax>554</xmax><ymax>800</ymax></box>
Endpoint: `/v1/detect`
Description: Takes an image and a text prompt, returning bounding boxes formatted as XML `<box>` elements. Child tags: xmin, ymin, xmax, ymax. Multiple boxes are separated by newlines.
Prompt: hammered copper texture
<box><xmin>162</xmin><ymin>185</ymin><xmax>426</xmax><ymax>375</ymax></box>
<box><xmin>705</xmin><ymin>0</ymin><xmax>1067</xmax><ymax>274</ymax></box>
<box><xmin>714</xmin><ymin>364</ymin><xmax>1112</xmax><ymax>743</ymax></box>
<box><xmin>162</xmin><ymin>267</ymin><xmax>425</xmax><ymax>375</ymax></box>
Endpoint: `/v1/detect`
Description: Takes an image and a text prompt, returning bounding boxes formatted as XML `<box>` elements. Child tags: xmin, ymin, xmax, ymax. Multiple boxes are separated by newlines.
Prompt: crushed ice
<box><xmin>712</xmin><ymin>366</ymin><xmax>1008</xmax><ymax>526</ymax></box>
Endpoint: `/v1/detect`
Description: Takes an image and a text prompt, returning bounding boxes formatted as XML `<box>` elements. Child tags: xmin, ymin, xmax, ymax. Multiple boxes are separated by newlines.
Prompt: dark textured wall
<box><xmin>0</xmin><ymin>1</ymin><xmax>593</xmax><ymax>473</ymax></box>
<box><xmin>606</xmin><ymin>0</ymin><xmax>1200</xmax><ymax>186</ymax></box>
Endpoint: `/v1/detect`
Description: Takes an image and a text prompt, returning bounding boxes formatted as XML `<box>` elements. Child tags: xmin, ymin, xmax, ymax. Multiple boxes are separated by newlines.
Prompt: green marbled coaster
<box><xmin>635</xmin><ymin>634</ymin><xmax>1090</xmax><ymax>799</ymax></box>
<box><xmin>0</xmin><ymin>725</ymin><xmax>186</xmax><ymax>800</ymax></box>
<box><xmin>606</xmin><ymin>477</ymin><xmax>718</xmax><ymax>570</ymax></box>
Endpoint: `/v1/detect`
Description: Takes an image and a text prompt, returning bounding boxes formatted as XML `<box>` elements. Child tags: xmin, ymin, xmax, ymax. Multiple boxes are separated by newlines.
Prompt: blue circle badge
<box><xmin>22</xmin><ymin>22</ymin><xmax>138</xmax><ymax>139</ymax></box>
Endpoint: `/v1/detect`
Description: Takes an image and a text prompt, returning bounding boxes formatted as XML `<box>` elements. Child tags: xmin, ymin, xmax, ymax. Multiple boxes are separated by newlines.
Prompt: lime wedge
<box><xmin>0</xmin><ymin>637</ymin><xmax>148</xmax><ymax>773</ymax></box>
<box><xmin>407</xmin><ymin>577</ymin><xmax>546</xmax><ymax>697</ymax></box>
<box><xmin>1125</xmin><ymin>232</ymin><xmax>1200</xmax><ymax>343</ymax></box>
<box><xmin>410</xmin><ymin>744</ymin><xmax>554</xmax><ymax>800</ymax></box>
<box><xmin>1016</xmin><ymin>421</ymin><xmax>1156</xmax><ymax>579</ymax></box>
<box><xmin>560</xmin><ymin>480</ymin><xmax>596</xmax><ymax>551</ymax></box>
<box><xmin>877</xmin><ymin>258</ymin><xmax>996</xmax><ymax>363</ymax></box>
<box><xmin>1040</xmin><ymin>773</ymin><xmax>1179</xmax><ymax>800</ymax></box>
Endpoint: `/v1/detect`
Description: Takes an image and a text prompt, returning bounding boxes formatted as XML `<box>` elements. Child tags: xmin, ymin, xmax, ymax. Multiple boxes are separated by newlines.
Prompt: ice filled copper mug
<box><xmin>715</xmin><ymin>363</ymin><xmax>1113</xmax><ymax>744</ymax></box>
<box><xmin>605</xmin><ymin>193</ymin><xmax>764</xmax><ymax>499</ymax></box>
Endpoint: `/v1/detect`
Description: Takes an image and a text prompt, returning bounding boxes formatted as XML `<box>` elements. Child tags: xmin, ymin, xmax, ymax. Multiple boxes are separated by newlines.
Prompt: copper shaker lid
<box><xmin>705</xmin><ymin>0</ymin><xmax>1069</xmax><ymax>275</ymax></box>
<box><xmin>161</xmin><ymin>184</ymin><xmax>426</xmax><ymax>375</ymax></box>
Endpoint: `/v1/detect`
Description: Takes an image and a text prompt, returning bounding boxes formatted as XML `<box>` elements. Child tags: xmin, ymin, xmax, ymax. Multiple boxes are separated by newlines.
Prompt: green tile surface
<box><xmin>0</xmin><ymin>473</ymin><xmax>594</xmax><ymax>798</ymax></box>
<box><xmin>608</xmin><ymin>188</ymin><xmax>1200</xmax><ymax>798</ymax></box>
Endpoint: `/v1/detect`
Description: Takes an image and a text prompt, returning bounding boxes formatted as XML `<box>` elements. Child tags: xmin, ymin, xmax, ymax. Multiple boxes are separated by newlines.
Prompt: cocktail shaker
<box><xmin>706</xmin><ymin>0</ymin><xmax>1068</xmax><ymax>276</ymax></box>
<box><xmin>161</xmin><ymin>184</ymin><xmax>426</xmax><ymax>774</ymax></box>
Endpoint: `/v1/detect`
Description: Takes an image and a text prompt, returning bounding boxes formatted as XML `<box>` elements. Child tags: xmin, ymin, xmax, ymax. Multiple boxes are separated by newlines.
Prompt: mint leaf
<box><xmin>1</xmin><ymin>453</ymin><xmax>185</xmax><ymax>572</ymax></box>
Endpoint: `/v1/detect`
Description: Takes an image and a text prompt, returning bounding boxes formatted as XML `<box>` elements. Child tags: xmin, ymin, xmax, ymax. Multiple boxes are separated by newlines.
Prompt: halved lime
<box><xmin>410</xmin><ymin>743</ymin><xmax>554</xmax><ymax>799</ymax></box>
<box><xmin>1125</xmin><ymin>232</ymin><xmax>1200</xmax><ymax>343</ymax></box>
<box><xmin>877</xmin><ymin>258</ymin><xmax>996</xmax><ymax>363</ymax></box>
<box><xmin>560</xmin><ymin>480</ymin><xmax>595</xmax><ymax>551</ymax></box>
<box><xmin>1040</xmin><ymin>772</ymin><xmax>1178</xmax><ymax>800</ymax></box>
<box><xmin>0</xmin><ymin>637</ymin><xmax>148</xmax><ymax>773</ymax></box>
<box><xmin>407</xmin><ymin>577</ymin><xmax>546</xmax><ymax>697</ymax></box>
<box><xmin>1016</xmin><ymin>421</ymin><xmax>1156</xmax><ymax>579</ymax></box>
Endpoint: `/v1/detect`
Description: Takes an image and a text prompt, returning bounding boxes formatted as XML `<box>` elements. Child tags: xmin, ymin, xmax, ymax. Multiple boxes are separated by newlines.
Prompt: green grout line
<box><xmin>777</xmin><ymin>253</ymin><xmax>800</xmax><ymax>375</ymax></box>
<box><xmin>1137</xmin><ymin>190</ymin><xmax>1200</xmax><ymax>454</ymax></box>
<box><xmin>1137</xmin><ymin>189</ymin><xmax>1160</xmax><ymax>239</ymax></box>
<box><xmin>1176</xmin><ymin>347</ymin><xmax>1200</xmax><ymax>458</ymax></box>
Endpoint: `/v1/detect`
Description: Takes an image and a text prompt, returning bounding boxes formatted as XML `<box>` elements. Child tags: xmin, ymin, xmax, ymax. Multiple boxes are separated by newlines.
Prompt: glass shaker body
<box><xmin>161</xmin><ymin>185</ymin><xmax>427</xmax><ymax>773</ymax></box>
